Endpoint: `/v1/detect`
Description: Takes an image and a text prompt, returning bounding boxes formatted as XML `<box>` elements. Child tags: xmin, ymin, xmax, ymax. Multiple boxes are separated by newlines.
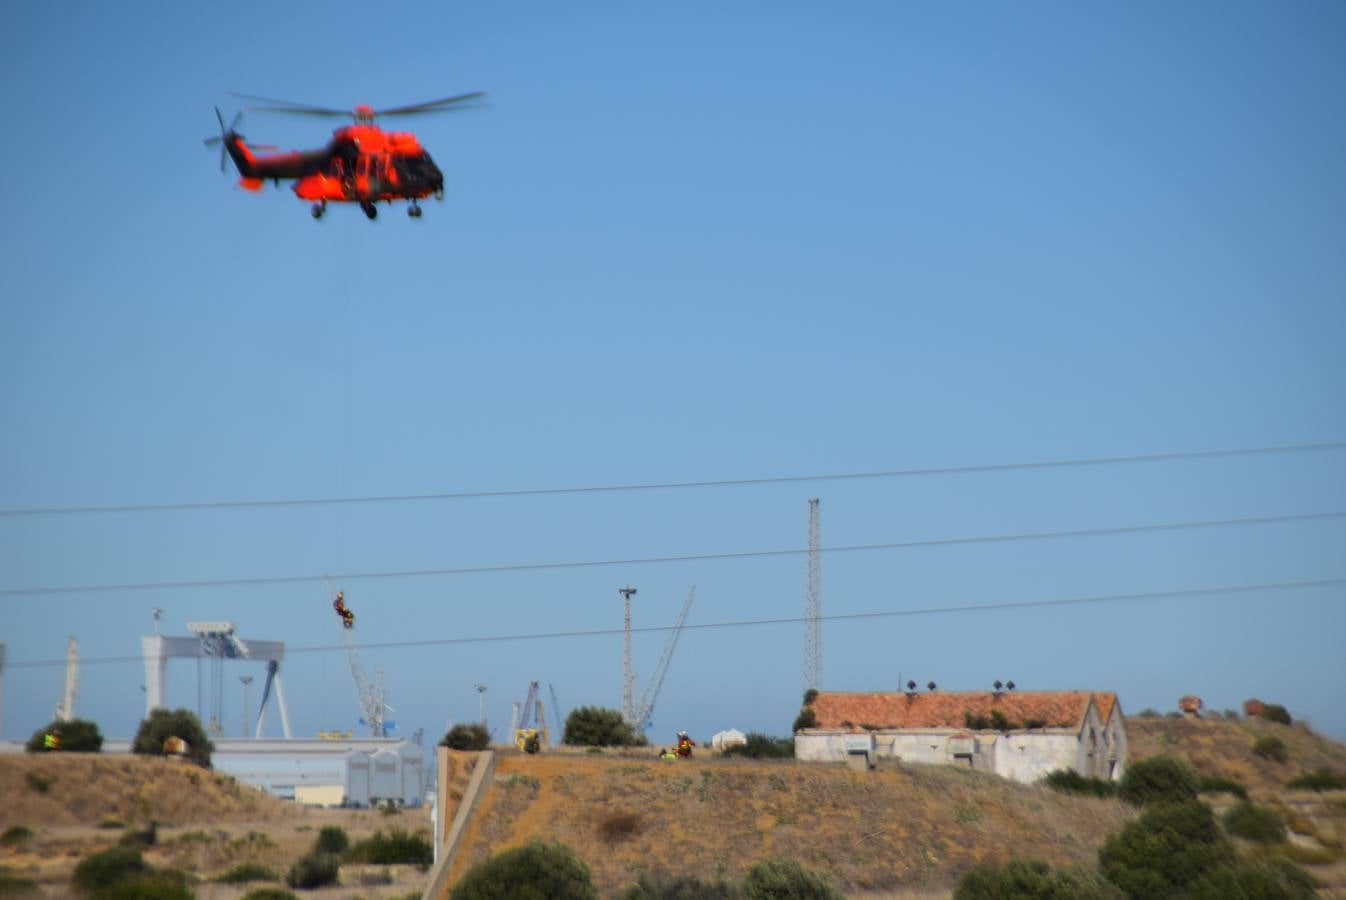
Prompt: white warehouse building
<box><xmin>208</xmin><ymin>737</ymin><xmax>425</xmax><ymax>807</ymax></box>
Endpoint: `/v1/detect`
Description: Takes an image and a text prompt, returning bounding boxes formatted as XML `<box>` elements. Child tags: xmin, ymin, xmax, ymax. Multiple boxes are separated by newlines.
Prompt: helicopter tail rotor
<box><xmin>203</xmin><ymin>107</ymin><xmax>244</xmax><ymax>173</ymax></box>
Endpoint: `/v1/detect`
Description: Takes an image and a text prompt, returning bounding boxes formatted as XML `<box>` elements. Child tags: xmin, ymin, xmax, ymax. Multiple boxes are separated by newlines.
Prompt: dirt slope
<box><xmin>446</xmin><ymin>752</ymin><xmax>1134</xmax><ymax>897</ymax></box>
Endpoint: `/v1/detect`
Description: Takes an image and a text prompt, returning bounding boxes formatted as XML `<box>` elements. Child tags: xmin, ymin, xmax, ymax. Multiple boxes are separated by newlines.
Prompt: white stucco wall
<box><xmin>798</xmin><ymin>727</ymin><xmax>1089</xmax><ymax>785</ymax></box>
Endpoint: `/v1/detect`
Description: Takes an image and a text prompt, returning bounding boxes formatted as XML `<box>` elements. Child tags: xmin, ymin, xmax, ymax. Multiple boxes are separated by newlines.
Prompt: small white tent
<box><xmin>711</xmin><ymin>729</ymin><xmax>747</xmax><ymax>750</ymax></box>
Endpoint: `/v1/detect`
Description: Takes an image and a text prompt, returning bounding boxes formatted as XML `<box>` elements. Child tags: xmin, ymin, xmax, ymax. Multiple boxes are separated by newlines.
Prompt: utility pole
<box><xmin>805</xmin><ymin>498</ymin><xmax>822</xmax><ymax>691</ymax></box>
<box><xmin>239</xmin><ymin>675</ymin><xmax>253</xmax><ymax>737</ymax></box>
<box><xmin>474</xmin><ymin>684</ymin><xmax>488</xmax><ymax>728</ymax></box>
<box><xmin>619</xmin><ymin>586</ymin><xmax>637</xmax><ymax>724</ymax></box>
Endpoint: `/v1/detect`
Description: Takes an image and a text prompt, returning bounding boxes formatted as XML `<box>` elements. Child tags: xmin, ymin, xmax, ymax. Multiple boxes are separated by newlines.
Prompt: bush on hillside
<box><xmin>71</xmin><ymin>847</ymin><xmax>150</xmax><ymax>894</ymax></box>
<box><xmin>1196</xmin><ymin>775</ymin><xmax>1248</xmax><ymax>799</ymax></box>
<box><xmin>132</xmin><ymin>708</ymin><xmax>214</xmax><ymax>768</ymax></box>
<box><xmin>284</xmin><ymin>852</ymin><xmax>339</xmax><ymax>890</ymax></box>
<box><xmin>620</xmin><ymin>872</ymin><xmax>740</xmax><ymax>899</ymax></box>
<box><xmin>440</xmin><ymin>723</ymin><xmax>490</xmax><ymax>751</ymax></box>
<box><xmin>1253</xmin><ymin>735</ymin><xmax>1289</xmax><ymax>762</ymax></box>
<box><xmin>1222</xmin><ymin>802</ymin><xmax>1287</xmax><ymax>843</ymax></box>
<box><xmin>0</xmin><ymin>827</ymin><xmax>34</xmax><ymax>849</ymax></box>
<box><xmin>117</xmin><ymin>821</ymin><xmax>158</xmax><ymax>847</ymax></box>
<box><xmin>313</xmin><ymin>826</ymin><xmax>349</xmax><ymax>856</ymax></box>
<box><xmin>1117</xmin><ymin>755</ymin><xmax>1198</xmax><ymax>807</ymax></box>
<box><xmin>1042</xmin><ymin>769</ymin><xmax>1117</xmax><ymax>798</ymax></box>
<box><xmin>1098</xmin><ymin>800</ymin><xmax>1234</xmax><ymax>898</ymax></box>
<box><xmin>1185</xmin><ymin>859</ymin><xmax>1316</xmax><ymax>900</ymax></box>
<box><xmin>563</xmin><ymin>707</ymin><xmax>642</xmax><ymax>747</ymax></box>
<box><xmin>90</xmin><ymin>871</ymin><xmax>193</xmax><ymax>900</ymax></box>
<box><xmin>1285</xmin><ymin>768</ymin><xmax>1346</xmax><ymax>791</ymax></box>
<box><xmin>25</xmin><ymin>718</ymin><xmax>104</xmax><ymax>753</ymax></box>
<box><xmin>954</xmin><ymin>857</ymin><xmax>1123</xmax><ymax>900</ymax></box>
<box><xmin>741</xmin><ymin>859</ymin><xmax>843</xmax><ymax>900</ymax></box>
<box><xmin>214</xmin><ymin>863</ymin><xmax>280</xmax><ymax>884</ymax></box>
<box><xmin>722</xmin><ymin>733</ymin><xmax>795</xmax><ymax>759</ymax></box>
<box><xmin>0</xmin><ymin>869</ymin><xmax>42</xmax><ymax>899</ymax></box>
<box><xmin>1259</xmin><ymin>704</ymin><xmax>1293</xmax><ymax>726</ymax></box>
<box><xmin>346</xmin><ymin>829</ymin><xmax>433</xmax><ymax>867</ymax></box>
<box><xmin>450</xmin><ymin>841</ymin><xmax>597</xmax><ymax>900</ymax></box>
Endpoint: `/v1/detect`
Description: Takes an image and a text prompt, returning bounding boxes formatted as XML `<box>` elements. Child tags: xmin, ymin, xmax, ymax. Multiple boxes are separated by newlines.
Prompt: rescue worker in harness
<box><xmin>333</xmin><ymin>591</ymin><xmax>355</xmax><ymax>629</ymax></box>
<box><xmin>676</xmin><ymin>731</ymin><xmax>696</xmax><ymax>758</ymax></box>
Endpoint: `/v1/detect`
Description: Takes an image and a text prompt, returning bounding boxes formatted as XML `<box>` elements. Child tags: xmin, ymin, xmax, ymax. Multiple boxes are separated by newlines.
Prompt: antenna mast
<box><xmin>56</xmin><ymin>637</ymin><xmax>79</xmax><ymax>722</ymax></box>
<box><xmin>619</xmin><ymin>586</ymin><xmax>637</xmax><ymax>724</ymax></box>
<box><xmin>805</xmin><ymin>498</ymin><xmax>822</xmax><ymax>691</ymax></box>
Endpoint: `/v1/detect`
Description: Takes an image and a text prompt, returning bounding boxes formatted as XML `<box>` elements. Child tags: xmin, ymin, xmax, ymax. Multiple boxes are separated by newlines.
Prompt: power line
<box><xmin>1</xmin><ymin>440</ymin><xmax>1341</xmax><ymax>518</ymax></box>
<box><xmin>7</xmin><ymin>576</ymin><xmax>1342</xmax><ymax>670</ymax></box>
<box><xmin>2</xmin><ymin>509</ymin><xmax>1342</xmax><ymax>598</ymax></box>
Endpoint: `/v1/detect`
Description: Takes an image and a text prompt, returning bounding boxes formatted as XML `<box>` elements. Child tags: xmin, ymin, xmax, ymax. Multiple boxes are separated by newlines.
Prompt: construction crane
<box><xmin>628</xmin><ymin>586</ymin><xmax>695</xmax><ymax>733</ymax></box>
<box><xmin>512</xmin><ymin>681</ymin><xmax>548</xmax><ymax>752</ymax></box>
<box><xmin>805</xmin><ymin>498</ymin><xmax>822</xmax><ymax>691</ymax></box>
<box><xmin>325</xmin><ymin>579</ymin><xmax>393</xmax><ymax>737</ymax></box>
<box><xmin>54</xmin><ymin>637</ymin><xmax>78</xmax><ymax>722</ymax></box>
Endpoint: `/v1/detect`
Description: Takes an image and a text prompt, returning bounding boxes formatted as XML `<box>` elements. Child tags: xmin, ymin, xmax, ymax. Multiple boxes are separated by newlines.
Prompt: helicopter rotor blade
<box><xmin>228</xmin><ymin>92</ymin><xmax>347</xmax><ymax>115</ymax></box>
<box><xmin>376</xmin><ymin>92</ymin><xmax>488</xmax><ymax>117</ymax></box>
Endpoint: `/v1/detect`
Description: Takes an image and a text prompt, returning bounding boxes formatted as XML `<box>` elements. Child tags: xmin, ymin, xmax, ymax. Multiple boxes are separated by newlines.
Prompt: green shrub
<box><xmin>0</xmin><ymin>827</ymin><xmax>33</xmax><ymax>848</ymax></box>
<box><xmin>1117</xmin><ymin>755</ymin><xmax>1198</xmax><ymax>806</ymax></box>
<box><xmin>91</xmin><ymin>871</ymin><xmax>193</xmax><ymax>900</ymax></box>
<box><xmin>215</xmin><ymin>863</ymin><xmax>280</xmax><ymax>884</ymax></box>
<box><xmin>451</xmin><ymin>840</ymin><xmax>597</xmax><ymax>900</ymax></box>
<box><xmin>240</xmin><ymin>890</ymin><xmax>297</xmax><ymax>900</ymax></box>
<box><xmin>1260</xmin><ymin>704</ymin><xmax>1293</xmax><ymax>726</ymax></box>
<box><xmin>23</xmin><ymin>773</ymin><xmax>51</xmax><ymax>794</ymax></box>
<box><xmin>99</xmin><ymin>819</ymin><xmax>124</xmax><ymax>830</ymax></box>
<box><xmin>1043</xmin><ymin>769</ymin><xmax>1117</xmax><ymax>798</ymax></box>
<box><xmin>1197</xmin><ymin>775</ymin><xmax>1248</xmax><ymax>799</ymax></box>
<box><xmin>791</xmin><ymin>706</ymin><xmax>817</xmax><ymax>732</ymax></box>
<box><xmin>440</xmin><ymin>723</ymin><xmax>490</xmax><ymax>751</ymax></box>
<box><xmin>621</xmin><ymin>872</ymin><xmax>740</xmax><ymax>899</ymax></box>
<box><xmin>285</xmin><ymin>852</ymin><xmax>339</xmax><ymax>890</ymax></box>
<box><xmin>955</xmin><ymin>857</ymin><xmax>1123</xmax><ymax>900</ymax></box>
<box><xmin>741</xmin><ymin>859</ymin><xmax>842</xmax><ymax>900</ymax></box>
<box><xmin>722</xmin><ymin>733</ymin><xmax>795</xmax><ymax>759</ymax></box>
<box><xmin>132</xmin><ymin>708</ymin><xmax>214</xmax><ymax>768</ymax></box>
<box><xmin>803</xmin><ymin>689</ymin><xmax>818</xmax><ymax>706</ymax></box>
<box><xmin>71</xmin><ymin>847</ymin><xmax>150</xmax><ymax>894</ymax></box>
<box><xmin>313</xmin><ymin>825</ymin><xmax>349</xmax><ymax>855</ymax></box>
<box><xmin>1222</xmin><ymin>802</ymin><xmax>1287</xmax><ymax>843</ymax></box>
<box><xmin>1253</xmin><ymin>735</ymin><xmax>1288</xmax><ymax>762</ymax></box>
<box><xmin>563</xmin><ymin>707</ymin><xmax>641</xmax><ymax>747</ymax></box>
<box><xmin>1285</xmin><ymin>768</ymin><xmax>1346</xmax><ymax>791</ymax></box>
<box><xmin>346</xmin><ymin>829</ymin><xmax>433</xmax><ymax>867</ymax></box>
<box><xmin>1098</xmin><ymin>800</ymin><xmax>1234</xmax><ymax>898</ymax></box>
<box><xmin>1184</xmin><ymin>859</ymin><xmax>1316</xmax><ymax>899</ymax></box>
<box><xmin>25</xmin><ymin>718</ymin><xmax>104</xmax><ymax>753</ymax></box>
<box><xmin>0</xmin><ymin>868</ymin><xmax>42</xmax><ymax>899</ymax></box>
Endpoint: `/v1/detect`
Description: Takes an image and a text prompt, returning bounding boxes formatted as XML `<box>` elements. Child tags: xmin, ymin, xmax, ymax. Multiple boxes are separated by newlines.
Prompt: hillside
<box><xmin>446</xmin><ymin>752</ymin><xmax>1134</xmax><ymax>897</ymax></box>
<box><xmin>1128</xmin><ymin>714</ymin><xmax>1346</xmax><ymax>895</ymax></box>
<box><xmin>0</xmin><ymin>753</ymin><xmax>432</xmax><ymax>898</ymax></box>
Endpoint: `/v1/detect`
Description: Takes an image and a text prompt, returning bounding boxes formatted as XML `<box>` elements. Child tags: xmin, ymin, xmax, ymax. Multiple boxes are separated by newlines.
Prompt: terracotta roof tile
<box><xmin>810</xmin><ymin>691</ymin><xmax>1098</xmax><ymax>731</ymax></box>
<box><xmin>1095</xmin><ymin>691</ymin><xmax>1118</xmax><ymax>724</ymax></box>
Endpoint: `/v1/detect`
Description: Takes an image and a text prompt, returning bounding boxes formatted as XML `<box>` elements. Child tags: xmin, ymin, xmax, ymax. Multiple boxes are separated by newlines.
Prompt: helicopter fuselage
<box><xmin>224</xmin><ymin>123</ymin><xmax>444</xmax><ymax>217</ymax></box>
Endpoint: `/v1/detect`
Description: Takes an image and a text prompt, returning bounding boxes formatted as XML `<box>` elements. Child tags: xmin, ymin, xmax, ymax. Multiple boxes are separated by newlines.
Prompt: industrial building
<box><xmin>207</xmin><ymin>737</ymin><xmax>426</xmax><ymax>806</ymax></box>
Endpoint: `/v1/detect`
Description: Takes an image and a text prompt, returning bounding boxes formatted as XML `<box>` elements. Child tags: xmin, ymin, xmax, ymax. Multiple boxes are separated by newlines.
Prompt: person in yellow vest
<box><xmin>658</xmin><ymin>747</ymin><xmax>678</xmax><ymax>761</ymax></box>
<box><xmin>43</xmin><ymin>732</ymin><xmax>61</xmax><ymax>750</ymax></box>
<box><xmin>676</xmin><ymin>731</ymin><xmax>695</xmax><ymax>758</ymax></box>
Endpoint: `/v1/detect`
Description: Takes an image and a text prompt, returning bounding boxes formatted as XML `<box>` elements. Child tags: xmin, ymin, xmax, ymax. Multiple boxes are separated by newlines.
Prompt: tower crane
<box><xmin>325</xmin><ymin>579</ymin><xmax>393</xmax><ymax>737</ymax></box>
<box><xmin>628</xmin><ymin>586</ymin><xmax>695</xmax><ymax>733</ymax></box>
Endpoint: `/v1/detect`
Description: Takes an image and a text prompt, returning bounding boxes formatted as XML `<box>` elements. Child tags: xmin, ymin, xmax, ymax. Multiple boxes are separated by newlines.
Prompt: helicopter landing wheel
<box><xmin>408</xmin><ymin>203</ymin><xmax>422</xmax><ymax>219</ymax></box>
<box><xmin>361</xmin><ymin>201</ymin><xmax>378</xmax><ymax>220</ymax></box>
<box><xmin>311</xmin><ymin>202</ymin><xmax>326</xmax><ymax>220</ymax></box>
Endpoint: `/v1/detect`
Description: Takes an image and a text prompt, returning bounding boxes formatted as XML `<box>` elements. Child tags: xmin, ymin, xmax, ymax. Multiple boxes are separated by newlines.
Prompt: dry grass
<box><xmin>446</xmin><ymin>753</ymin><xmax>1135</xmax><ymax>897</ymax></box>
<box><xmin>0</xmin><ymin>754</ymin><xmax>433</xmax><ymax>898</ymax></box>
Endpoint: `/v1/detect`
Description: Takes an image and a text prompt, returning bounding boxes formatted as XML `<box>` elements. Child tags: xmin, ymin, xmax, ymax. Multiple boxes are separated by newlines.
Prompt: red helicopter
<box><xmin>205</xmin><ymin>91</ymin><xmax>485</xmax><ymax>220</ymax></box>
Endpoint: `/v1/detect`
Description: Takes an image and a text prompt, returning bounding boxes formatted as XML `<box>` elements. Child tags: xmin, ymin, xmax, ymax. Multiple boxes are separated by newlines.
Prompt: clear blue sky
<box><xmin>2</xmin><ymin>1</ymin><xmax>1344</xmax><ymax>746</ymax></box>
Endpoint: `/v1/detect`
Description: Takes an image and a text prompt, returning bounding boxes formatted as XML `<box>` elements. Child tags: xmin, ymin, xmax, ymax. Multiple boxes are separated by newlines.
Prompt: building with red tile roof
<box><xmin>795</xmin><ymin>688</ymin><xmax>1126</xmax><ymax>784</ymax></box>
